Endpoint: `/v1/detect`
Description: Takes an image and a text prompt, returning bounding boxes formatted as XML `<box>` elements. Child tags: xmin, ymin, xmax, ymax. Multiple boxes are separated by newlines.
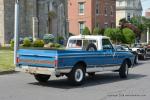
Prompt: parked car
<box><xmin>114</xmin><ymin>45</ymin><xmax>138</xmax><ymax>64</ymax></box>
<box><xmin>131</xmin><ymin>43</ymin><xmax>147</xmax><ymax>60</ymax></box>
<box><xmin>16</xmin><ymin>35</ymin><xmax>134</xmax><ymax>85</ymax></box>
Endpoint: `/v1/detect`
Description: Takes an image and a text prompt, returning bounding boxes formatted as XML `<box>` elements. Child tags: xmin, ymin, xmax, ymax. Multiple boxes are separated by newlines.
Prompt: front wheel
<box><xmin>68</xmin><ymin>64</ymin><xmax>86</xmax><ymax>86</ymax></box>
<box><xmin>34</xmin><ymin>74</ymin><xmax>50</xmax><ymax>83</ymax></box>
<box><xmin>134</xmin><ymin>55</ymin><xmax>138</xmax><ymax>64</ymax></box>
<box><xmin>119</xmin><ymin>61</ymin><xmax>129</xmax><ymax>78</ymax></box>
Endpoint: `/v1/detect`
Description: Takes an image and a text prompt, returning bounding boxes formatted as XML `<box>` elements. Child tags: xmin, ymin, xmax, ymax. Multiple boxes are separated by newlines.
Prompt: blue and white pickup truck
<box><xmin>16</xmin><ymin>35</ymin><xmax>134</xmax><ymax>85</ymax></box>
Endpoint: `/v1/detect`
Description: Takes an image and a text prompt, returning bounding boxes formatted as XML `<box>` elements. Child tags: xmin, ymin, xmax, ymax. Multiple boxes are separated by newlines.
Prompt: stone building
<box><xmin>116</xmin><ymin>0</ymin><xmax>143</xmax><ymax>26</ymax></box>
<box><xmin>0</xmin><ymin>0</ymin><xmax>68</xmax><ymax>45</ymax></box>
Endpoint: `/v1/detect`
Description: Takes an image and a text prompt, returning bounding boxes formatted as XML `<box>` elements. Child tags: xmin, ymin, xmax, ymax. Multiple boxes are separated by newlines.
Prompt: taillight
<box><xmin>16</xmin><ymin>57</ymin><xmax>19</xmax><ymax>63</ymax></box>
<box><xmin>54</xmin><ymin>56</ymin><xmax>58</xmax><ymax>67</ymax></box>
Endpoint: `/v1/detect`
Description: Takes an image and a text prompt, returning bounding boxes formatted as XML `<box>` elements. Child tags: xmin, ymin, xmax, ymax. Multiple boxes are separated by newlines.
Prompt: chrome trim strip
<box><xmin>59</xmin><ymin>55</ymin><xmax>113</xmax><ymax>58</ymax></box>
<box><xmin>86</xmin><ymin>66</ymin><xmax>120</xmax><ymax>72</ymax></box>
<box><xmin>15</xmin><ymin>67</ymin><xmax>56</xmax><ymax>75</ymax></box>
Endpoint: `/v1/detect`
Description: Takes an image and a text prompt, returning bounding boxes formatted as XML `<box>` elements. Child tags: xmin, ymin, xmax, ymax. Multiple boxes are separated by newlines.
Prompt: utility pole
<box><xmin>14</xmin><ymin>0</ymin><xmax>19</xmax><ymax>65</ymax></box>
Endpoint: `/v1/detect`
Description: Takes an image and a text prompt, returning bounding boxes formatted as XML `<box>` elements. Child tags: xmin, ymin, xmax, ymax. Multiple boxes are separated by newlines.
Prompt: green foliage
<box><xmin>104</xmin><ymin>28</ymin><xmax>115</xmax><ymax>40</ymax></box>
<box><xmin>122</xmin><ymin>28</ymin><xmax>135</xmax><ymax>44</ymax></box>
<box><xmin>54</xmin><ymin>43</ymin><xmax>61</xmax><ymax>48</ymax></box>
<box><xmin>57</xmin><ymin>36</ymin><xmax>64</xmax><ymax>41</ymax></box>
<box><xmin>130</xmin><ymin>17</ymin><xmax>145</xmax><ymax>32</ymax></box>
<box><xmin>10</xmin><ymin>39</ymin><xmax>14</xmax><ymax>49</ymax></box>
<box><xmin>104</xmin><ymin>28</ymin><xmax>124</xmax><ymax>44</ymax></box>
<box><xmin>93</xmin><ymin>27</ymin><xmax>101</xmax><ymax>35</ymax></box>
<box><xmin>45</xmin><ymin>42</ymin><xmax>62</xmax><ymax>48</ymax></box>
<box><xmin>33</xmin><ymin>39</ymin><xmax>45</xmax><ymax>47</ymax></box>
<box><xmin>23</xmin><ymin>37</ymin><xmax>31</xmax><ymax>47</ymax></box>
<box><xmin>48</xmin><ymin>11</ymin><xmax>57</xmax><ymax>19</ymax></box>
<box><xmin>43</xmin><ymin>34</ymin><xmax>54</xmax><ymax>44</ymax></box>
<box><xmin>47</xmin><ymin>42</ymin><xmax>55</xmax><ymax>48</ymax></box>
<box><xmin>82</xmin><ymin>27</ymin><xmax>90</xmax><ymax>35</ymax></box>
<box><xmin>99</xmin><ymin>28</ymin><xmax>105</xmax><ymax>35</ymax></box>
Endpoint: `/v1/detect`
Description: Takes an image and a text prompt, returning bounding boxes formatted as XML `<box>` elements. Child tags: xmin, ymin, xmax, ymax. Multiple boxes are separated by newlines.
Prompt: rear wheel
<box><xmin>119</xmin><ymin>61</ymin><xmax>129</xmax><ymax>78</ymax></box>
<box><xmin>34</xmin><ymin>74</ymin><xmax>50</xmax><ymax>83</ymax></box>
<box><xmin>68</xmin><ymin>64</ymin><xmax>86</xmax><ymax>86</ymax></box>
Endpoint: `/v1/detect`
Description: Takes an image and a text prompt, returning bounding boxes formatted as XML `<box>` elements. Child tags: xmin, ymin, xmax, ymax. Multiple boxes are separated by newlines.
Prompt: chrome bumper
<box><xmin>15</xmin><ymin>66</ymin><xmax>71</xmax><ymax>75</ymax></box>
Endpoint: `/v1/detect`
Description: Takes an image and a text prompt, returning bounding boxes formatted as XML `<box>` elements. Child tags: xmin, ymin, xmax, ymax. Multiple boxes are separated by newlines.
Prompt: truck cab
<box><xmin>66</xmin><ymin>35</ymin><xmax>113</xmax><ymax>51</ymax></box>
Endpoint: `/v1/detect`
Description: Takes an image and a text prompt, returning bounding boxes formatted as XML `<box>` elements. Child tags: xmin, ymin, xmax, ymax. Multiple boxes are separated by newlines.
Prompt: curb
<box><xmin>0</xmin><ymin>70</ymin><xmax>18</xmax><ymax>75</ymax></box>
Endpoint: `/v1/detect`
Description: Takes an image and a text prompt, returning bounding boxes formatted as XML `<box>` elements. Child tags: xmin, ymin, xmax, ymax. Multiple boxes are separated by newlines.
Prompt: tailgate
<box><xmin>17</xmin><ymin>49</ymin><xmax>57</xmax><ymax>68</ymax></box>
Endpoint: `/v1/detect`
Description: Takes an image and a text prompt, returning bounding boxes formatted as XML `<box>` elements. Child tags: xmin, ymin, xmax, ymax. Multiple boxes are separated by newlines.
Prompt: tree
<box><xmin>82</xmin><ymin>27</ymin><xmax>90</xmax><ymax>35</ymax></box>
<box><xmin>113</xmin><ymin>28</ymin><xmax>124</xmax><ymax>44</ymax></box>
<box><xmin>93</xmin><ymin>27</ymin><xmax>101</xmax><ymax>35</ymax></box>
<box><xmin>122</xmin><ymin>28</ymin><xmax>135</xmax><ymax>44</ymax></box>
<box><xmin>104</xmin><ymin>28</ymin><xmax>123</xmax><ymax>44</ymax></box>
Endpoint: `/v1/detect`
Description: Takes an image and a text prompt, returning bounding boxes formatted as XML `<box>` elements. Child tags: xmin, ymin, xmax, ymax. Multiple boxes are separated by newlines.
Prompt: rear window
<box><xmin>68</xmin><ymin>39</ymin><xmax>98</xmax><ymax>49</ymax></box>
<box><xmin>68</xmin><ymin>40</ymin><xmax>82</xmax><ymax>48</ymax></box>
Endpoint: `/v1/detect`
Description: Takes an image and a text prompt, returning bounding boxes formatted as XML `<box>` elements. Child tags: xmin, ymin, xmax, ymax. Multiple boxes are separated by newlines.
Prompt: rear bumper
<box><xmin>15</xmin><ymin>66</ymin><xmax>71</xmax><ymax>75</ymax></box>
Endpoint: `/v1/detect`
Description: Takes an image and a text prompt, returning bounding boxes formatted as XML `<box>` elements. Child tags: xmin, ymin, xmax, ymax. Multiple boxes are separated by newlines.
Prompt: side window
<box><xmin>102</xmin><ymin>39</ymin><xmax>113</xmax><ymax>50</ymax></box>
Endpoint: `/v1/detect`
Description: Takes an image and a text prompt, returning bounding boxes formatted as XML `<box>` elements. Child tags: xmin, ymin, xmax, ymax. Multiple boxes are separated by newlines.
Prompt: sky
<box><xmin>141</xmin><ymin>0</ymin><xmax>150</xmax><ymax>15</ymax></box>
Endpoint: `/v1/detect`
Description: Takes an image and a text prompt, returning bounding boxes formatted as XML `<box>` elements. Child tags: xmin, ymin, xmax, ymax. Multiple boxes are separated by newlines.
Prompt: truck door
<box><xmin>102</xmin><ymin>39</ymin><xmax>117</xmax><ymax>67</ymax></box>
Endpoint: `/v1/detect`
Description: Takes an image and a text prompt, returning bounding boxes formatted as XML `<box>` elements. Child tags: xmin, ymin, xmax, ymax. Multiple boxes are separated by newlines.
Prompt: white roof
<box><xmin>69</xmin><ymin>35</ymin><xmax>109</xmax><ymax>40</ymax></box>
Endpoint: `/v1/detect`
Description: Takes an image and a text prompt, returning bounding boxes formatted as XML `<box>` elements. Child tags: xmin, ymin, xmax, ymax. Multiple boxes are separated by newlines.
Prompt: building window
<box><xmin>79</xmin><ymin>22</ymin><xmax>85</xmax><ymax>34</ymax></box>
<box><xmin>96</xmin><ymin>23</ymin><xmax>100</xmax><ymax>28</ymax></box>
<box><xmin>79</xmin><ymin>2</ymin><xmax>84</xmax><ymax>15</ymax></box>
<box><xmin>127</xmin><ymin>13</ymin><xmax>130</xmax><ymax>21</ymax></box>
<box><xmin>104</xmin><ymin>7</ymin><xmax>107</xmax><ymax>16</ymax></box>
<box><xmin>111</xmin><ymin>23</ymin><xmax>114</xmax><ymax>28</ymax></box>
<box><xmin>119</xmin><ymin>1</ymin><xmax>122</xmax><ymax>6</ymax></box>
<box><xmin>110</xmin><ymin>6</ymin><xmax>113</xmax><ymax>16</ymax></box>
<box><xmin>104</xmin><ymin>23</ymin><xmax>108</xmax><ymax>28</ymax></box>
<box><xmin>95</xmin><ymin>0</ymin><xmax>100</xmax><ymax>15</ymax></box>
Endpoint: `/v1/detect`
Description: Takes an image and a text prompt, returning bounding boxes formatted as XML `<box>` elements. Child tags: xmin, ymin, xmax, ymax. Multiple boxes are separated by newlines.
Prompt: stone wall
<box><xmin>0</xmin><ymin>0</ymin><xmax>68</xmax><ymax>45</ymax></box>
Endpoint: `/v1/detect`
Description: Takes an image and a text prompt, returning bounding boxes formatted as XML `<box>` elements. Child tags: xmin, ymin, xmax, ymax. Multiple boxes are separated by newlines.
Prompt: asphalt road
<box><xmin>0</xmin><ymin>60</ymin><xmax>150</xmax><ymax>100</ymax></box>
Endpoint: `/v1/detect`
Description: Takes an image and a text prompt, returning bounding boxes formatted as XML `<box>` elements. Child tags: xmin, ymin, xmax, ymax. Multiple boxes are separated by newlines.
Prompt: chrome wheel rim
<box><xmin>125</xmin><ymin>64</ymin><xmax>129</xmax><ymax>76</ymax></box>
<box><xmin>75</xmin><ymin>69</ymin><xmax>83</xmax><ymax>82</ymax></box>
<box><xmin>136</xmin><ymin>56</ymin><xmax>138</xmax><ymax>63</ymax></box>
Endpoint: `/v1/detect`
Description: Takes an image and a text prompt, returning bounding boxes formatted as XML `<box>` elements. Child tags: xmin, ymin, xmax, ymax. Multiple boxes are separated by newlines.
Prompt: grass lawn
<box><xmin>0</xmin><ymin>48</ymin><xmax>15</xmax><ymax>72</ymax></box>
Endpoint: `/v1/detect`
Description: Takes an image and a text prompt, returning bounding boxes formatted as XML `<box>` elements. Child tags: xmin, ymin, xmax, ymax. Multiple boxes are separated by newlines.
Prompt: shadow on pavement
<box><xmin>29</xmin><ymin>72</ymin><xmax>147</xmax><ymax>89</ymax></box>
<box><xmin>0</xmin><ymin>71</ymin><xmax>19</xmax><ymax>75</ymax></box>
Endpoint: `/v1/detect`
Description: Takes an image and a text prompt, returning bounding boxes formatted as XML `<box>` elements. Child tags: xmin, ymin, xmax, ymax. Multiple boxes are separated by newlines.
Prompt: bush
<box><xmin>44</xmin><ymin>42</ymin><xmax>55</xmax><ymax>48</ymax></box>
<box><xmin>93</xmin><ymin>27</ymin><xmax>101</xmax><ymax>35</ymax></box>
<box><xmin>122</xmin><ymin>28</ymin><xmax>135</xmax><ymax>44</ymax></box>
<box><xmin>23</xmin><ymin>37</ymin><xmax>31</xmax><ymax>47</ymax></box>
<box><xmin>33</xmin><ymin>39</ymin><xmax>44</xmax><ymax>47</ymax></box>
<box><xmin>54</xmin><ymin>43</ymin><xmax>61</xmax><ymax>48</ymax></box>
<box><xmin>57</xmin><ymin>36</ymin><xmax>64</xmax><ymax>44</ymax></box>
<box><xmin>44</xmin><ymin>42</ymin><xmax>62</xmax><ymax>48</ymax></box>
<box><xmin>10</xmin><ymin>39</ymin><xmax>14</xmax><ymax>49</ymax></box>
<box><xmin>82</xmin><ymin>27</ymin><xmax>90</xmax><ymax>35</ymax></box>
<box><xmin>43</xmin><ymin>34</ymin><xmax>54</xmax><ymax>44</ymax></box>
